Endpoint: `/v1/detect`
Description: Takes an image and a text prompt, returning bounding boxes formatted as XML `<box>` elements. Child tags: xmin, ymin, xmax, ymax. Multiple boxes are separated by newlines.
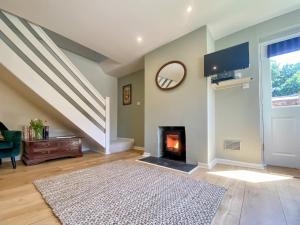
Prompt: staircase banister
<box><xmin>105</xmin><ymin>97</ymin><xmax>110</xmax><ymax>154</ymax></box>
<box><xmin>33</xmin><ymin>25</ymin><xmax>106</xmax><ymax>106</ymax></box>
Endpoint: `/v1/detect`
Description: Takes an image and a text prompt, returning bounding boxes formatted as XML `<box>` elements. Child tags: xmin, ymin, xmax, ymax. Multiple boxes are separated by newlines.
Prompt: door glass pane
<box><xmin>270</xmin><ymin>50</ymin><xmax>300</xmax><ymax>107</ymax></box>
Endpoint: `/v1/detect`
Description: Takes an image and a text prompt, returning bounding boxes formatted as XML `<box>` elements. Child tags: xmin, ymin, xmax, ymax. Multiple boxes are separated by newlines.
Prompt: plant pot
<box><xmin>34</xmin><ymin>128</ymin><xmax>44</xmax><ymax>140</ymax></box>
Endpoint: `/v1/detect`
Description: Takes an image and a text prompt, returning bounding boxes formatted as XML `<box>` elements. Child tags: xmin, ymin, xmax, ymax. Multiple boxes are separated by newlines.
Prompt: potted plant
<box><xmin>30</xmin><ymin>119</ymin><xmax>44</xmax><ymax>140</ymax></box>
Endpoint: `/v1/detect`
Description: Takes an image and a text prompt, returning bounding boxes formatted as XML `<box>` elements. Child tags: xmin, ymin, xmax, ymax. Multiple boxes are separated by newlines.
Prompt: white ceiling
<box><xmin>1</xmin><ymin>0</ymin><xmax>300</xmax><ymax>77</ymax></box>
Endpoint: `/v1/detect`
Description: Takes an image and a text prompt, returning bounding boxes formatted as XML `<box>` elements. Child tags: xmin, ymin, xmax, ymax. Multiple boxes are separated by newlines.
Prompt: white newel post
<box><xmin>105</xmin><ymin>97</ymin><xmax>111</xmax><ymax>154</ymax></box>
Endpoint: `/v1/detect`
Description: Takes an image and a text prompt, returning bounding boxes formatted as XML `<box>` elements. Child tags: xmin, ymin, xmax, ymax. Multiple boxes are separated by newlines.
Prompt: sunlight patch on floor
<box><xmin>208</xmin><ymin>170</ymin><xmax>293</xmax><ymax>183</ymax></box>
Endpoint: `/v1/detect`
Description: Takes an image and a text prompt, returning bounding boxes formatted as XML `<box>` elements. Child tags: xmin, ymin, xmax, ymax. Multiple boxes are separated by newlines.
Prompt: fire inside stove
<box><xmin>166</xmin><ymin>134</ymin><xmax>180</xmax><ymax>152</ymax></box>
<box><xmin>161</xmin><ymin>127</ymin><xmax>186</xmax><ymax>161</ymax></box>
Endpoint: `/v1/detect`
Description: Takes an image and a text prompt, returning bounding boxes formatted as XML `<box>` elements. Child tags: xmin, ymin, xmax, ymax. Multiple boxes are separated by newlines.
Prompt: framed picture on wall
<box><xmin>122</xmin><ymin>84</ymin><xmax>132</xmax><ymax>105</ymax></box>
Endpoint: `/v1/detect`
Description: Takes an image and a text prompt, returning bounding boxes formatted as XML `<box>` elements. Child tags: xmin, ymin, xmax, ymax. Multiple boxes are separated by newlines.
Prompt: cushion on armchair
<box><xmin>0</xmin><ymin>129</ymin><xmax>21</xmax><ymax>169</ymax></box>
<box><xmin>0</xmin><ymin>141</ymin><xmax>14</xmax><ymax>149</ymax></box>
<box><xmin>0</xmin><ymin>130</ymin><xmax>21</xmax><ymax>157</ymax></box>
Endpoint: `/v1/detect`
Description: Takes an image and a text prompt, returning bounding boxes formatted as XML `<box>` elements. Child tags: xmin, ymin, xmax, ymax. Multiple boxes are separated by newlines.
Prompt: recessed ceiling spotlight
<box><xmin>187</xmin><ymin>6</ymin><xmax>192</xmax><ymax>13</ymax></box>
<box><xmin>137</xmin><ymin>36</ymin><xmax>143</xmax><ymax>43</ymax></box>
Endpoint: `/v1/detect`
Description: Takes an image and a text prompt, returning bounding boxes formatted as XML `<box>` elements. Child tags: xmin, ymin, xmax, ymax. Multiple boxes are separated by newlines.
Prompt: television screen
<box><xmin>204</xmin><ymin>42</ymin><xmax>249</xmax><ymax>77</ymax></box>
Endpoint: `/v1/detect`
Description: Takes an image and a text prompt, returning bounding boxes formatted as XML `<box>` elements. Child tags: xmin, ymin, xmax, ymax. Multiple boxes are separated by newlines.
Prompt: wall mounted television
<box><xmin>204</xmin><ymin>42</ymin><xmax>249</xmax><ymax>77</ymax></box>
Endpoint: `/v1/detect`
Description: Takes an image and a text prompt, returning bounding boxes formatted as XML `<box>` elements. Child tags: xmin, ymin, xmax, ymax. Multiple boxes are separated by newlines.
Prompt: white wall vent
<box><xmin>224</xmin><ymin>140</ymin><xmax>241</xmax><ymax>151</ymax></box>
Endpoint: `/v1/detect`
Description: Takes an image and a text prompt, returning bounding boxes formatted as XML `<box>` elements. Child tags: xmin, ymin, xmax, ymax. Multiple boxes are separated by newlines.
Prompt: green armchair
<box><xmin>0</xmin><ymin>130</ymin><xmax>22</xmax><ymax>169</ymax></box>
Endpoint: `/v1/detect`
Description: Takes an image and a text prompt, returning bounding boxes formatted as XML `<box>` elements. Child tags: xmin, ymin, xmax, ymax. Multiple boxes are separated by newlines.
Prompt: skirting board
<box><xmin>215</xmin><ymin>158</ymin><xmax>265</xmax><ymax>169</ymax></box>
<box><xmin>133</xmin><ymin>146</ymin><xmax>144</xmax><ymax>151</ymax></box>
<box><xmin>199</xmin><ymin>158</ymin><xmax>265</xmax><ymax>170</ymax></box>
<box><xmin>198</xmin><ymin>158</ymin><xmax>218</xmax><ymax>170</ymax></box>
<box><xmin>142</xmin><ymin>152</ymin><xmax>151</xmax><ymax>157</ymax></box>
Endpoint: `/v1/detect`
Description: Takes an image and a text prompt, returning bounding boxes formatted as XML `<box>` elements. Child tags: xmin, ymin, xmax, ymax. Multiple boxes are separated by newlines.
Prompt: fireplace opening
<box><xmin>160</xmin><ymin>127</ymin><xmax>186</xmax><ymax>162</ymax></box>
<box><xmin>166</xmin><ymin>134</ymin><xmax>180</xmax><ymax>151</ymax></box>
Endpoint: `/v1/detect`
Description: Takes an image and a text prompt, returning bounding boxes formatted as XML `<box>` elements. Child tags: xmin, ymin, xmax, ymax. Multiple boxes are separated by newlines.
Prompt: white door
<box><xmin>262</xmin><ymin>42</ymin><xmax>300</xmax><ymax>169</ymax></box>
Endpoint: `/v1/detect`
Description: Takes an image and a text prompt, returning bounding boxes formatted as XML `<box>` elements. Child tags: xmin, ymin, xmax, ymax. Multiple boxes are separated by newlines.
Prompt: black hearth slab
<box><xmin>139</xmin><ymin>156</ymin><xmax>197</xmax><ymax>173</ymax></box>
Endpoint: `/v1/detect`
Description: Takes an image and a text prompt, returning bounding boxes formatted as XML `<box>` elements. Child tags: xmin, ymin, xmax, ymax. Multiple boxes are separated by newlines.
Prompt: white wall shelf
<box><xmin>211</xmin><ymin>77</ymin><xmax>253</xmax><ymax>90</ymax></box>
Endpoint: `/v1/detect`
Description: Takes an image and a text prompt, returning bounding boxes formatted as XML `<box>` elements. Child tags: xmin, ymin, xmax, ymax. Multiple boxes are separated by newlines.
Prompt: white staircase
<box><xmin>0</xmin><ymin>10</ymin><xmax>110</xmax><ymax>153</ymax></box>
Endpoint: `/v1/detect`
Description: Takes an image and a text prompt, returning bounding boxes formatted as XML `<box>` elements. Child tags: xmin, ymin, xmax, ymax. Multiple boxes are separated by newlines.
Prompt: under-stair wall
<box><xmin>0</xmin><ymin>10</ymin><xmax>111</xmax><ymax>153</ymax></box>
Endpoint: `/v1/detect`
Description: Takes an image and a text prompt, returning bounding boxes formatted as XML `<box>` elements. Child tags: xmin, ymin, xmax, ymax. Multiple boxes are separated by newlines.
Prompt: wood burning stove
<box><xmin>161</xmin><ymin>127</ymin><xmax>186</xmax><ymax>162</ymax></box>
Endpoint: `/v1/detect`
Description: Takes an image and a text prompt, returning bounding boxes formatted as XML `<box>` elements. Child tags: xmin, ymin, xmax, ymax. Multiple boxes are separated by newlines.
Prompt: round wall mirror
<box><xmin>155</xmin><ymin>61</ymin><xmax>186</xmax><ymax>90</ymax></box>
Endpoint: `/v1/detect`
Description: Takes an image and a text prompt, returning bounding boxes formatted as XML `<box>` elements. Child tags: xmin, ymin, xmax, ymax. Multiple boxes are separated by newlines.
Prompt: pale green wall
<box><xmin>118</xmin><ymin>70</ymin><xmax>144</xmax><ymax>146</ymax></box>
<box><xmin>144</xmin><ymin>27</ymin><xmax>210</xmax><ymax>164</ymax></box>
<box><xmin>215</xmin><ymin>9</ymin><xmax>300</xmax><ymax>164</ymax></box>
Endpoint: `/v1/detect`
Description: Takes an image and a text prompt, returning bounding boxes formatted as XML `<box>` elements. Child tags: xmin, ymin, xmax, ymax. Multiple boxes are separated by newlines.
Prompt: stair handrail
<box><xmin>34</xmin><ymin>25</ymin><xmax>106</xmax><ymax>106</ymax></box>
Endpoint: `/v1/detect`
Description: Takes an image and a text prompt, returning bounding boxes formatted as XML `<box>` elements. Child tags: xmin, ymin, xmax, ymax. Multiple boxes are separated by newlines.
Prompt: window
<box><xmin>267</xmin><ymin>36</ymin><xmax>300</xmax><ymax>107</ymax></box>
<box><xmin>270</xmin><ymin>50</ymin><xmax>300</xmax><ymax>107</ymax></box>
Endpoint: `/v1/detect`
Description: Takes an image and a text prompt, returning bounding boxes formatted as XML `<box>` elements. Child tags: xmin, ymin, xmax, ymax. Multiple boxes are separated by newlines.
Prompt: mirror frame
<box><xmin>155</xmin><ymin>60</ymin><xmax>187</xmax><ymax>91</ymax></box>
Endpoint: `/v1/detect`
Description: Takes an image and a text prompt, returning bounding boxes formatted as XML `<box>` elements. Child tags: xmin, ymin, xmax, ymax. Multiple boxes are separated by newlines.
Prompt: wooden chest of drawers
<box><xmin>22</xmin><ymin>137</ymin><xmax>82</xmax><ymax>165</ymax></box>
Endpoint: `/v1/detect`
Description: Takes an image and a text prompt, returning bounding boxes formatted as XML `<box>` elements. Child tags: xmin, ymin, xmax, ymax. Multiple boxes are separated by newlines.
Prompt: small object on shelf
<box><xmin>43</xmin><ymin>126</ymin><xmax>49</xmax><ymax>139</ymax></box>
<box><xmin>211</xmin><ymin>71</ymin><xmax>235</xmax><ymax>84</ymax></box>
<box><xmin>211</xmin><ymin>77</ymin><xmax>253</xmax><ymax>90</ymax></box>
<box><xmin>22</xmin><ymin>126</ymin><xmax>29</xmax><ymax>140</ymax></box>
<box><xmin>30</xmin><ymin>119</ymin><xmax>44</xmax><ymax>140</ymax></box>
<box><xmin>28</xmin><ymin>126</ymin><xmax>33</xmax><ymax>140</ymax></box>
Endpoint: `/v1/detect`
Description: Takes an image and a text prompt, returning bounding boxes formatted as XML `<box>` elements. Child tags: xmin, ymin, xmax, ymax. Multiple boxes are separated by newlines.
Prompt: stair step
<box><xmin>109</xmin><ymin>138</ymin><xmax>134</xmax><ymax>153</ymax></box>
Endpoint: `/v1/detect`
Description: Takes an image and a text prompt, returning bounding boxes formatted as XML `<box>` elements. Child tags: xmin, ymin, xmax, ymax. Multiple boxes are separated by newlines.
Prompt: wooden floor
<box><xmin>0</xmin><ymin>150</ymin><xmax>299</xmax><ymax>225</ymax></box>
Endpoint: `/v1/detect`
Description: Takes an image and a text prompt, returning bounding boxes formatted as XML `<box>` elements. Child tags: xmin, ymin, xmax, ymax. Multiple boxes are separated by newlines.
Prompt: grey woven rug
<box><xmin>34</xmin><ymin>161</ymin><xmax>225</xmax><ymax>225</ymax></box>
